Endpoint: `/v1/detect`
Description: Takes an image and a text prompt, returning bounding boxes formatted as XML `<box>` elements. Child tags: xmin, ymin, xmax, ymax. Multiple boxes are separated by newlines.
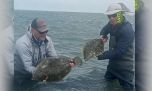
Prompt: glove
<box><xmin>97</xmin><ymin>54</ymin><xmax>104</xmax><ymax>60</ymax></box>
<box><xmin>97</xmin><ymin>51</ymin><xmax>109</xmax><ymax>60</ymax></box>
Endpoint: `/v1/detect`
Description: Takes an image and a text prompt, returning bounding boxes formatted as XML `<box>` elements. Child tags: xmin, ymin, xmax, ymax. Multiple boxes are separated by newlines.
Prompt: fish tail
<box><xmin>73</xmin><ymin>56</ymin><xmax>83</xmax><ymax>66</ymax></box>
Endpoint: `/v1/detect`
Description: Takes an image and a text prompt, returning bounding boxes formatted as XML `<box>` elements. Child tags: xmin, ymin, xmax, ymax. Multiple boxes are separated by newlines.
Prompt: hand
<box><xmin>101</xmin><ymin>38</ymin><xmax>108</xmax><ymax>43</ymax></box>
<box><xmin>69</xmin><ymin>58</ymin><xmax>76</xmax><ymax>67</ymax></box>
<box><xmin>97</xmin><ymin>54</ymin><xmax>104</xmax><ymax>60</ymax></box>
<box><xmin>43</xmin><ymin>74</ymin><xmax>49</xmax><ymax>82</ymax></box>
<box><xmin>69</xmin><ymin>63</ymin><xmax>75</xmax><ymax>67</ymax></box>
<box><xmin>100</xmin><ymin>35</ymin><xmax>108</xmax><ymax>43</ymax></box>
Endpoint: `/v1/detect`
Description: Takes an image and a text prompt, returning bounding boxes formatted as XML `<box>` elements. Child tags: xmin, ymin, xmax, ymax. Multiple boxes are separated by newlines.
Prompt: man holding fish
<box><xmin>97</xmin><ymin>3</ymin><xmax>135</xmax><ymax>91</ymax></box>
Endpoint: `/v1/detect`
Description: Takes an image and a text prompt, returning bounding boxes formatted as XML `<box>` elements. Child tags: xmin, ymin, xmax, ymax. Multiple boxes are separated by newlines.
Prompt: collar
<box><xmin>26</xmin><ymin>31</ymin><xmax>49</xmax><ymax>46</ymax></box>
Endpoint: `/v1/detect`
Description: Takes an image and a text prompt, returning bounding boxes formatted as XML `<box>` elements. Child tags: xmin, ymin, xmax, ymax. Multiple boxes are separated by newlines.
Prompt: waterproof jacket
<box><xmin>14</xmin><ymin>31</ymin><xmax>57</xmax><ymax>77</ymax></box>
<box><xmin>98</xmin><ymin>20</ymin><xmax>134</xmax><ymax>84</ymax></box>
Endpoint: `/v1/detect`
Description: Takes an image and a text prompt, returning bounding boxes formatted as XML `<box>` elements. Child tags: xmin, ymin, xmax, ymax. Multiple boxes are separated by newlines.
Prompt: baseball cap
<box><xmin>31</xmin><ymin>18</ymin><xmax>48</xmax><ymax>33</ymax></box>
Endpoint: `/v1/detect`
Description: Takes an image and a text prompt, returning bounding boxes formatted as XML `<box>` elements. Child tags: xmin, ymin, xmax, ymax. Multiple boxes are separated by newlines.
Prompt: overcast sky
<box><xmin>14</xmin><ymin>0</ymin><xmax>134</xmax><ymax>13</ymax></box>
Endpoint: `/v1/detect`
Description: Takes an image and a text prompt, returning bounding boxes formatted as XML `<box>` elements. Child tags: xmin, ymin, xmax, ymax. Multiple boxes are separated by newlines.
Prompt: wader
<box><xmin>105</xmin><ymin>35</ymin><xmax>134</xmax><ymax>91</ymax></box>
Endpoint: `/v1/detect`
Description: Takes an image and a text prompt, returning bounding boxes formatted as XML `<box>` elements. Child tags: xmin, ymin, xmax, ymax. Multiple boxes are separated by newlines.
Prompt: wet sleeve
<box><xmin>98</xmin><ymin>25</ymin><xmax>134</xmax><ymax>60</ymax></box>
<box><xmin>100</xmin><ymin>23</ymin><xmax>111</xmax><ymax>37</ymax></box>
<box><xmin>15</xmin><ymin>41</ymin><xmax>36</xmax><ymax>73</ymax></box>
<box><xmin>46</xmin><ymin>37</ymin><xmax>57</xmax><ymax>57</ymax></box>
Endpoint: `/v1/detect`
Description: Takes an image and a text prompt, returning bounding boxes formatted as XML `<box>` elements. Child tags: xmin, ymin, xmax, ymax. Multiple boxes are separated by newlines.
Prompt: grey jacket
<box><xmin>14</xmin><ymin>31</ymin><xmax>57</xmax><ymax>75</ymax></box>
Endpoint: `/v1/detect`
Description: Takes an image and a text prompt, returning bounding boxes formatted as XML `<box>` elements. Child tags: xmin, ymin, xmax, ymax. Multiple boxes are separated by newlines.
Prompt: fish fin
<box><xmin>73</xmin><ymin>56</ymin><xmax>83</xmax><ymax>66</ymax></box>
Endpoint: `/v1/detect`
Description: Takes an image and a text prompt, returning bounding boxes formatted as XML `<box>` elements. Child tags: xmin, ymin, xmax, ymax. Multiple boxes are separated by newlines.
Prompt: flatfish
<box><xmin>33</xmin><ymin>56</ymin><xmax>82</xmax><ymax>82</ymax></box>
<box><xmin>83</xmin><ymin>39</ymin><xmax>104</xmax><ymax>61</ymax></box>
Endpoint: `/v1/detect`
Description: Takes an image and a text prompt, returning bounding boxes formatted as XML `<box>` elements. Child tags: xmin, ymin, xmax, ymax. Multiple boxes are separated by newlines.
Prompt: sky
<box><xmin>14</xmin><ymin>0</ymin><xmax>135</xmax><ymax>13</ymax></box>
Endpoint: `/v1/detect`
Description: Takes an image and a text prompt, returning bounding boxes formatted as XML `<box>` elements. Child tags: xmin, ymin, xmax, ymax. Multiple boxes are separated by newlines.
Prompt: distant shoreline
<box><xmin>14</xmin><ymin>9</ymin><xmax>106</xmax><ymax>15</ymax></box>
<box><xmin>14</xmin><ymin>9</ymin><xmax>135</xmax><ymax>16</ymax></box>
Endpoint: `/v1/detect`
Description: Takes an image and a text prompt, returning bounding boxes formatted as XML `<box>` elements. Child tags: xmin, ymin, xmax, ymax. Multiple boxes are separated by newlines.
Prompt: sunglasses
<box><xmin>36</xmin><ymin>29</ymin><xmax>48</xmax><ymax>34</ymax></box>
<box><xmin>108</xmin><ymin>14</ymin><xmax>117</xmax><ymax>18</ymax></box>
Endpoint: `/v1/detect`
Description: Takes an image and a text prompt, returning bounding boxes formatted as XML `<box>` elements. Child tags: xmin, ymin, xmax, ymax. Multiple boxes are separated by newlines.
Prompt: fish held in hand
<box><xmin>32</xmin><ymin>56</ymin><xmax>82</xmax><ymax>82</ymax></box>
<box><xmin>83</xmin><ymin>39</ymin><xmax>104</xmax><ymax>61</ymax></box>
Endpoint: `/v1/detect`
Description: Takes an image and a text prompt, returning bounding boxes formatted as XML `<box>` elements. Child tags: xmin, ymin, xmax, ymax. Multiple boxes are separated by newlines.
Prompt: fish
<box><xmin>83</xmin><ymin>39</ymin><xmax>104</xmax><ymax>61</ymax></box>
<box><xmin>32</xmin><ymin>56</ymin><xmax>82</xmax><ymax>82</ymax></box>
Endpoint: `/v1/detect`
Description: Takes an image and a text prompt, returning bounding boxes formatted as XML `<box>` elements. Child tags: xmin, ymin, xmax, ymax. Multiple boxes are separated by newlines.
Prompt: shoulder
<box><xmin>102</xmin><ymin>22</ymin><xmax>111</xmax><ymax>30</ymax></box>
<box><xmin>46</xmin><ymin>35</ymin><xmax>53</xmax><ymax>42</ymax></box>
<box><xmin>15</xmin><ymin>33</ymin><xmax>31</xmax><ymax>49</ymax></box>
<box><xmin>100</xmin><ymin>22</ymin><xmax>112</xmax><ymax>35</ymax></box>
<box><xmin>120</xmin><ymin>21</ymin><xmax>134</xmax><ymax>34</ymax></box>
<box><xmin>118</xmin><ymin>22</ymin><xmax>134</xmax><ymax>40</ymax></box>
<box><xmin>122</xmin><ymin>21</ymin><xmax>134</xmax><ymax>31</ymax></box>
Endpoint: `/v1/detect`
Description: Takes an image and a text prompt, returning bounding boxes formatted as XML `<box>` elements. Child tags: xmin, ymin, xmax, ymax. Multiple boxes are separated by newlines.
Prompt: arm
<box><xmin>15</xmin><ymin>41</ymin><xmax>36</xmax><ymax>74</ymax></box>
<box><xmin>46</xmin><ymin>37</ymin><xmax>57</xmax><ymax>57</ymax></box>
<box><xmin>98</xmin><ymin>25</ymin><xmax>134</xmax><ymax>60</ymax></box>
<box><xmin>100</xmin><ymin>23</ymin><xmax>111</xmax><ymax>43</ymax></box>
<box><xmin>100</xmin><ymin>23</ymin><xmax>111</xmax><ymax>36</ymax></box>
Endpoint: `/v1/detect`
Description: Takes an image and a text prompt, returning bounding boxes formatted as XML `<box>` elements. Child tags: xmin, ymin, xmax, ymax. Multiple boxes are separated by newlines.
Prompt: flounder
<box><xmin>33</xmin><ymin>56</ymin><xmax>82</xmax><ymax>82</ymax></box>
<box><xmin>83</xmin><ymin>39</ymin><xmax>104</xmax><ymax>61</ymax></box>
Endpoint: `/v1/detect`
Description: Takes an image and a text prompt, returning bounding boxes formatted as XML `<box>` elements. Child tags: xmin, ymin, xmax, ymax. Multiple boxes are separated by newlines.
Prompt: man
<box><xmin>14</xmin><ymin>18</ymin><xmax>57</xmax><ymax>89</ymax></box>
<box><xmin>97</xmin><ymin>3</ymin><xmax>134</xmax><ymax>91</ymax></box>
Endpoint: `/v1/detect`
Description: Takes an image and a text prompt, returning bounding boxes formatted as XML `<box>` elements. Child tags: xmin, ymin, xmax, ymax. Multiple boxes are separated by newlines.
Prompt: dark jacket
<box><xmin>98</xmin><ymin>20</ymin><xmax>134</xmax><ymax>83</ymax></box>
<box><xmin>98</xmin><ymin>21</ymin><xmax>134</xmax><ymax>60</ymax></box>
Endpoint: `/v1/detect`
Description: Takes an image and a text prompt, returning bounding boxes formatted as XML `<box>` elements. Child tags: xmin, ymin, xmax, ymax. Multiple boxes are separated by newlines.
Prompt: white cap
<box><xmin>104</xmin><ymin>3</ymin><xmax>130</xmax><ymax>15</ymax></box>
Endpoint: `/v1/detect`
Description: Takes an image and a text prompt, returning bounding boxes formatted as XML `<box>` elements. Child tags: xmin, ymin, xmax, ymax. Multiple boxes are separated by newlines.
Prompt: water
<box><xmin>14</xmin><ymin>10</ymin><xmax>135</xmax><ymax>91</ymax></box>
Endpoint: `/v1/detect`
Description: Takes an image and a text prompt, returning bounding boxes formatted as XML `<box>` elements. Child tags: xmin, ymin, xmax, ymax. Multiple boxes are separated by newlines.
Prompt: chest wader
<box><xmin>105</xmin><ymin>35</ymin><xmax>134</xmax><ymax>91</ymax></box>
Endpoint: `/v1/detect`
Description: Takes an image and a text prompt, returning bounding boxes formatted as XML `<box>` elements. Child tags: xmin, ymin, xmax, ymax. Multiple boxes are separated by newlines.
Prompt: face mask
<box><xmin>116</xmin><ymin>12</ymin><xmax>124</xmax><ymax>24</ymax></box>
